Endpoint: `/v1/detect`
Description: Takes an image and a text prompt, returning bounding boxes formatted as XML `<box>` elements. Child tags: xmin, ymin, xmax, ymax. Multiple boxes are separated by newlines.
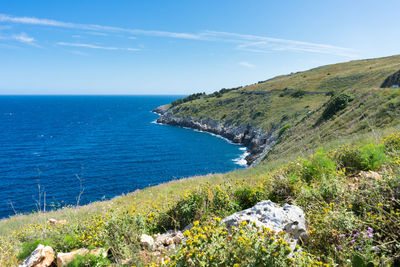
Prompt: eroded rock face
<box><xmin>381</xmin><ymin>70</ymin><xmax>400</xmax><ymax>88</ymax></box>
<box><xmin>19</xmin><ymin>244</ymin><xmax>55</xmax><ymax>267</ymax></box>
<box><xmin>221</xmin><ymin>200</ymin><xmax>308</xmax><ymax>242</ymax></box>
<box><xmin>156</xmin><ymin>112</ymin><xmax>279</xmax><ymax>165</ymax></box>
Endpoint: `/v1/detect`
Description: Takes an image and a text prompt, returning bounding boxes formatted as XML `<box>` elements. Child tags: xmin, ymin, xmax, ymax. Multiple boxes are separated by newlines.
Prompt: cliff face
<box><xmin>155</xmin><ymin>110</ymin><xmax>279</xmax><ymax>165</ymax></box>
<box><xmin>381</xmin><ymin>70</ymin><xmax>400</xmax><ymax>88</ymax></box>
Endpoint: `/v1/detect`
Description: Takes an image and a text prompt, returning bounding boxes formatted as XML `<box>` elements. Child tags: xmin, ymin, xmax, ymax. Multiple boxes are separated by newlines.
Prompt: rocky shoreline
<box><xmin>153</xmin><ymin>105</ymin><xmax>279</xmax><ymax>165</ymax></box>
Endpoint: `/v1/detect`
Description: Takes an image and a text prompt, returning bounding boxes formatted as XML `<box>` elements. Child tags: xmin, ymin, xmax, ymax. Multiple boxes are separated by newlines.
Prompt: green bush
<box><xmin>66</xmin><ymin>253</ymin><xmax>110</xmax><ymax>267</ymax></box>
<box><xmin>233</xmin><ymin>185</ymin><xmax>266</xmax><ymax>209</ymax></box>
<box><xmin>268</xmin><ymin>177</ymin><xmax>295</xmax><ymax>204</ymax></box>
<box><xmin>290</xmin><ymin>90</ymin><xmax>306</xmax><ymax>98</ymax></box>
<box><xmin>359</xmin><ymin>144</ymin><xmax>386</xmax><ymax>170</ymax></box>
<box><xmin>331</xmin><ymin>145</ymin><xmax>364</xmax><ymax>174</ymax></box>
<box><xmin>301</xmin><ymin>148</ymin><xmax>336</xmax><ymax>182</ymax></box>
<box><xmin>156</xmin><ymin>189</ymin><xmax>205</xmax><ymax>231</ymax></box>
<box><xmin>278</xmin><ymin>124</ymin><xmax>291</xmax><ymax>137</ymax></box>
<box><xmin>320</xmin><ymin>92</ymin><xmax>354</xmax><ymax>121</ymax></box>
<box><xmin>170</xmin><ymin>92</ymin><xmax>205</xmax><ymax>107</ymax></box>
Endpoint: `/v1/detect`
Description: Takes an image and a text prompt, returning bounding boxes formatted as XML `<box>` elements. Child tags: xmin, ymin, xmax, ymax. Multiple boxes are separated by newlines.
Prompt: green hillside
<box><xmin>162</xmin><ymin>55</ymin><xmax>400</xmax><ymax>164</ymax></box>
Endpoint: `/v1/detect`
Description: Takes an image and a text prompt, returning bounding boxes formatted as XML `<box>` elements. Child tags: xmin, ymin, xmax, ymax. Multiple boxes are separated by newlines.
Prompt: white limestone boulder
<box><xmin>140</xmin><ymin>234</ymin><xmax>155</xmax><ymax>250</ymax></box>
<box><xmin>221</xmin><ymin>200</ymin><xmax>308</xmax><ymax>242</ymax></box>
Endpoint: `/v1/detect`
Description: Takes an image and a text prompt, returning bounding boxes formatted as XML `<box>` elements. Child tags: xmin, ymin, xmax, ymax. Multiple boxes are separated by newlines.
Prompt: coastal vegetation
<box><xmin>1</xmin><ymin>55</ymin><xmax>400</xmax><ymax>266</ymax></box>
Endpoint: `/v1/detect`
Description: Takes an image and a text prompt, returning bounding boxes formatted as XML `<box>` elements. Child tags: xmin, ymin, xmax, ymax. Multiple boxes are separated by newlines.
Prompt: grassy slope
<box><xmin>167</xmin><ymin>55</ymin><xmax>400</xmax><ymax>162</ymax></box>
<box><xmin>1</xmin><ymin>55</ymin><xmax>400</xmax><ymax>266</ymax></box>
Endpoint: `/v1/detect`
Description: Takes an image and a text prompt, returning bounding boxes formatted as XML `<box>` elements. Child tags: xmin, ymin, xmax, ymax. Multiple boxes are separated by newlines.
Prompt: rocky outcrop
<box><xmin>221</xmin><ymin>200</ymin><xmax>308</xmax><ymax>246</ymax></box>
<box><xmin>141</xmin><ymin>231</ymin><xmax>185</xmax><ymax>252</ymax></box>
<box><xmin>154</xmin><ymin>108</ymin><xmax>279</xmax><ymax>165</ymax></box>
<box><xmin>152</xmin><ymin>104</ymin><xmax>170</xmax><ymax>115</ymax></box>
<box><xmin>381</xmin><ymin>70</ymin><xmax>400</xmax><ymax>88</ymax></box>
<box><xmin>19</xmin><ymin>244</ymin><xmax>55</xmax><ymax>267</ymax></box>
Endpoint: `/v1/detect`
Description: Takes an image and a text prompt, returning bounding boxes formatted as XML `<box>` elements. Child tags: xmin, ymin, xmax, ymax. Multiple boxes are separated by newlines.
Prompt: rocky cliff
<box><xmin>154</xmin><ymin>107</ymin><xmax>279</xmax><ymax>165</ymax></box>
<box><xmin>381</xmin><ymin>70</ymin><xmax>400</xmax><ymax>87</ymax></box>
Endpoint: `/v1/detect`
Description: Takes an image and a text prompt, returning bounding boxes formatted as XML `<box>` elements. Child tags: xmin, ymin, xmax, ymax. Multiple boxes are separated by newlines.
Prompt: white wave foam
<box><xmin>233</xmin><ymin>149</ymin><xmax>250</xmax><ymax>167</ymax></box>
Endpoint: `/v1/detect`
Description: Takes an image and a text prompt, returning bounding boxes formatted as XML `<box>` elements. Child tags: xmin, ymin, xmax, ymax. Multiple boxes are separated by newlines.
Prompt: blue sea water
<box><xmin>0</xmin><ymin>96</ymin><xmax>247</xmax><ymax>219</ymax></box>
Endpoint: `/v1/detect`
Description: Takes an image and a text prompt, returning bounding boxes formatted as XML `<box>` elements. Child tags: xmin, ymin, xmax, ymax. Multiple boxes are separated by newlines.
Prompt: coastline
<box><xmin>151</xmin><ymin>110</ymin><xmax>249</xmax><ymax>167</ymax></box>
<box><xmin>153</xmin><ymin>105</ymin><xmax>280</xmax><ymax>166</ymax></box>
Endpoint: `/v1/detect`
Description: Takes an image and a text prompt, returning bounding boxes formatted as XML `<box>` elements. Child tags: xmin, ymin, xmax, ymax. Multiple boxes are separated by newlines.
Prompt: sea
<box><xmin>0</xmin><ymin>95</ymin><xmax>248</xmax><ymax>219</ymax></box>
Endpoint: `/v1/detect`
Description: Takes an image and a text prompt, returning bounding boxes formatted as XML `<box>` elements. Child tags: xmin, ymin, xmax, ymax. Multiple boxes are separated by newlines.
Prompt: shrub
<box><xmin>359</xmin><ymin>144</ymin><xmax>386</xmax><ymax>171</ymax></box>
<box><xmin>278</xmin><ymin>124</ymin><xmax>291</xmax><ymax>137</ymax></box>
<box><xmin>290</xmin><ymin>90</ymin><xmax>306</xmax><ymax>98</ymax></box>
<box><xmin>383</xmin><ymin>132</ymin><xmax>400</xmax><ymax>152</ymax></box>
<box><xmin>170</xmin><ymin>92</ymin><xmax>205</xmax><ymax>107</ymax></box>
<box><xmin>66</xmin><ymin>253</ymin><xmax>110</xmax><ymax>267</ymax></box>
<box><xmin>156</xmin><ymin>190</ymin><xmax>204</xmax><ymax>231</ymax></box>
<box><xmin>268</xmin><ymin>176</ymin><xmax>295</xmax><ymax>204</ymax></box>
<box><xmin>301</xmin><ymin>148</ymin><xmax>336</xmax><ymax>183</ymax></box>
<box><xmin>320</xmin><ymin>92</ymin><xmax>354</xmax><ymax>121</ymax></box>
<box><xmin>331</xmin><ymin>145</ymin><xmax>364</xmax><ymax>174</ymax></box>
<box><xmin>102</xmin><ymin>213</ymin><xmax>143</xmax><ymax>261</ymax></box>
<box><xmin>233</xmin><ymin>185</ymin><xmax>267</xmax><ymax>210</ymax></box>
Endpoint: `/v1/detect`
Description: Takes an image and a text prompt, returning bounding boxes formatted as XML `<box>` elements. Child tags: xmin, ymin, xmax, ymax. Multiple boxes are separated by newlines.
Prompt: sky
<box><xmin>1</xmin><ymin>0</ymin><xmax>400</xmax><ymax>95</ymax></box>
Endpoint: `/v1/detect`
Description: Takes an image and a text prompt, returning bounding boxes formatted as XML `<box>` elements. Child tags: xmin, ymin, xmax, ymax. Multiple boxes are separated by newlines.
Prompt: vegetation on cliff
<box><xmin>159</xmin><ymin>55</ymin><xmax>400</xmax><ymax>164</ymax></box>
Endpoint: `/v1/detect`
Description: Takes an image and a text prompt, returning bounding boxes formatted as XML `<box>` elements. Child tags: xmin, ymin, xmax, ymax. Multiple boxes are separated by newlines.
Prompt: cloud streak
<box><xmin>12</xmin><ymin>32</ymin><xmax>34</xmax><ymax>44</ymax></box>
<box><xmin>57</xmin><ymin>42</ymin><xmax>140</xmax><ymax>51</ymax></box>
<box><xmin>239</xmin><ymin>62</ymin><xmax>255</xmax><ymax>68</ymax></box>
<box><xmin>0</xmin><ymin>13</ymin><xmax>356</xmax><ymax>57</ymax></box>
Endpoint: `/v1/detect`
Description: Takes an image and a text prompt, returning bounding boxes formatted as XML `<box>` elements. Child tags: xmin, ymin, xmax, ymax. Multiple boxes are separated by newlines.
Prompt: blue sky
<box><xmin>1</xmin><ymin>0</ymin><xmax>400</xmax><ymax>95</ymax></box>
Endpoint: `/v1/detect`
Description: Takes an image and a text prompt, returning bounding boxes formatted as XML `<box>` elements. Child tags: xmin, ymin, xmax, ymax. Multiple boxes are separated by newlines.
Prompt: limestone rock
<box><xmin>140</xmin><ymin>234</ymin><xmax>155</xmax><ymax>249</ymax></box>
<box><xmin>19</xmin><ymin>244</ymin><xmax>55</xmax><ymax>267</ymax></box>
<box><xmin>173</xmin><ymin>231</ymin><xmax>184</xmax><ymax>244</ymax></box>
<box><xmin>359</xmin><ymin>171</ymin><xmax>382</xmax><ymax>181</ymax></box>
<box><xmin>57</xmin><ymin>248</ymin><xmax>89</xmax><ymax>267</ymax></box>
<box><xmin>221</xmin><ymin>200</ymin><xmax>308</xmax><ymax>242</ymax></box>
<box><xmin>48</xmin><ymin>219</ymin><xmax>68</xmax><ymax>226</ymax></box>
<box><xmin>153</xmin><ymin>230</ymin><xmax>184</xmax><ymax>251</ymax></box>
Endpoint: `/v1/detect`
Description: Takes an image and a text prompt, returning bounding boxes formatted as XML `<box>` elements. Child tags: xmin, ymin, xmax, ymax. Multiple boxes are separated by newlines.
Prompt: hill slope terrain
<box><xmin>156</xmin><ymin>55</ymin><xmax>400</xmax><ymax>165</ymax></box>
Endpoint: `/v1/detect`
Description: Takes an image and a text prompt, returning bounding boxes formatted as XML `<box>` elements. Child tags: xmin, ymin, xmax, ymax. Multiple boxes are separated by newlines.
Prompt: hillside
<box><xmin>1</xmin><ymin>55</ymin><xmax>400</xmax><ymax>267</ymax></box>
<box><xmin>156</xmin><ymin>55</ymin><xmax>400</xmax><ymax>165</ymax></box>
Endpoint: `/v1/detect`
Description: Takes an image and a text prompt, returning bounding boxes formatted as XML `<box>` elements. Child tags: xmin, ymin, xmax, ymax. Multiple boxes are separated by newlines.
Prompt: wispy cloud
<box><xmin>204</xmin><ymin>31</ymin><xmax>356</xmax><ymax>57</ymax></box>
<box><xmin>0</xmin><ymin>14</ymin><xmax>201</xmax><ymax>40</ymax></box>
<box><xmin>57</xmin><ymin>41</ymin><xmax>140</xmax><ymax>51</ymax></box>
<box><xmin>0</xmin><ymin>31</ymin><xmax>37</xmax><ymax>46</ymax></box>
<box><xmin>239</xmin><ymin>62</ymin><xmax>255</xmax><ymax>68</ymax></box>
<box><xmin>0</xmin><ymin>13</ymin><xmax>356</xmax><ymax>57</ymax></box>
<box><xmin>12</xmin><ymin>32</ymin><xmax>34</xmax><ymax>44</ymax></box>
